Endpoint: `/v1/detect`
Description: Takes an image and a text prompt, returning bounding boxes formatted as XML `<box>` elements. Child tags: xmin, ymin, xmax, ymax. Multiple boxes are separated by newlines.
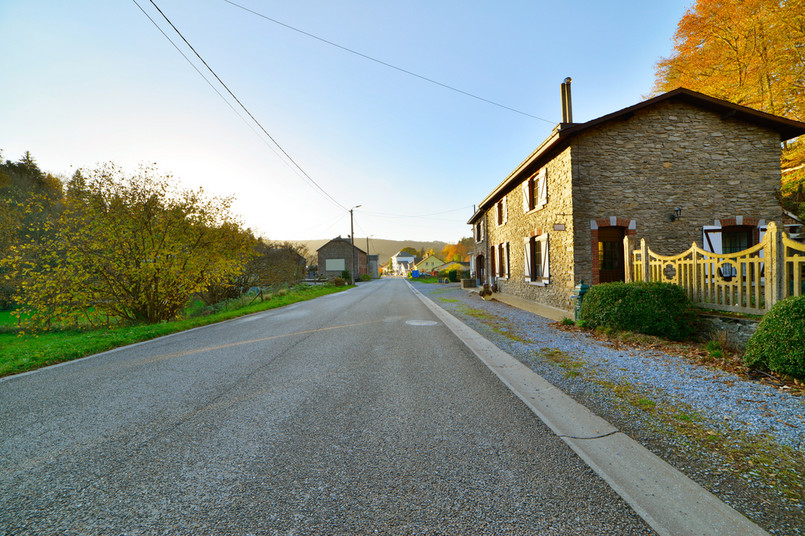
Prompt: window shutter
<box><xmin>522</xmin><ymin>181</ymin><xmax>530</xmax><ymax>212</ymax></box>
<box><xmin>480</xmin><ymin>220</ymin><xmax>485</xmax><ymax>241</ymax></box>
<box><xmin>541</xmin><ymin>234</ymin><xmax>550</xmax><ymax>279</ymax></box>
<box><xmin>490</xmin><ymin>244</ymin><xmax>496</xmax><ymax>276</ymax></box>
<box><xmin>523</xmin><ymin>237</ymin><xmax>531</xmax><ymax>281</ymax></box>
<box><xmin>505</xmin><ymin>242</ymin><xmax>510</xmax><ymax>278</ymax></box>
<box><xmin>537</xmin><ymin>169</ymin><xmax>548</xmax><ymax>207</ymax></box>
<box><xmin>503</xmin><ymin>197</ymin><xmax>508</xmax><ymax>223</ymax></box>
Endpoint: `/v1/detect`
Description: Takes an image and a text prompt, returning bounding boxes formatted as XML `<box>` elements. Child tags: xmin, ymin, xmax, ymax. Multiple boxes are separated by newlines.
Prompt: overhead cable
<box><xmin>131</xmin><ymin>0</ymin><xmax>301</xmax><ymax>179</ymax></box>
<box><xmin>135</xmin><ymin>0</ymin><xmax>347</xmax><ymax>211</ymax></box>
<box><xmin>222</xmin><ymin>0</ymin><xmax>555</xmax><ymax>124</ymax></box>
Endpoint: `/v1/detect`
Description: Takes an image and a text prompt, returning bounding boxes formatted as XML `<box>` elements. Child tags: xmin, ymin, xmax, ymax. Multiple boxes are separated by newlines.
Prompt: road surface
<box><xmin>0</xmin><ymin>278</ymin><xmax>653</xmax><ymax>534</ymax></box>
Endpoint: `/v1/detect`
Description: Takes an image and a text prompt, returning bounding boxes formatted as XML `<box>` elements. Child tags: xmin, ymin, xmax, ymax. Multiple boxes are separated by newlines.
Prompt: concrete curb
<box><xmin>407</xmin><ymin>281</ymin><xmax>769</xmax><ymax>536</ymax></box>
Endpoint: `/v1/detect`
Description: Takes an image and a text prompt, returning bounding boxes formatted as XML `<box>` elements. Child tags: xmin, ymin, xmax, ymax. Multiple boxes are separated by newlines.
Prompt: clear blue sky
<box><xmin>0</xmin><ymin>0</ymin><xmax>691</xmax><ymax>243</ymax></box>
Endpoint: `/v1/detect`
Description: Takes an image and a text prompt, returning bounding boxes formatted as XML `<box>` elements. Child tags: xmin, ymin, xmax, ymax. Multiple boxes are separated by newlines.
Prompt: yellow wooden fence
<box><xmin>627</xmin><ymin>222</ymin><xmax>805</xmax><ymax>315</ymax></box>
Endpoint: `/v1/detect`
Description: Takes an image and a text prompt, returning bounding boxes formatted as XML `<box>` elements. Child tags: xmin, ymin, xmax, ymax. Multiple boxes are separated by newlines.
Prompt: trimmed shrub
<box><xmin>360</xmin><ymin>274</ymin><xmax>371</xmax><ymax>281</ymax></box>
<box><xmin>578</xmin><ymin>282</ymin><xmax>695</xmax><ymax>341</ymax></box>
<box><xmin>330</xmin><ymin>277</ymin><xmax>346</xmax><ymax>287</ymax></box>
<box><xmin>744</xmin><ymin>295</ymin><xmax>805</xmax><ymax>379</ymax></box>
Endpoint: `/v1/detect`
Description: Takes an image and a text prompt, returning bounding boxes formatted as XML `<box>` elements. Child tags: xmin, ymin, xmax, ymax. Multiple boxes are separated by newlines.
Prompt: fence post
<box><xmin>691</xmin><ymin>243</ymin><xmax>699</xmax><ymax>304</ymax></box>
<box><xmin>640</xmin><ymin>238</ymin><xmax>650</xmax><ymax>282</ymax></box>
<box><xmin>764</xmin><ymin>222</ymin><xmax>784</xmax><ymax>311</ymax></box>
<box><xmin>623</xmin><ymin>235</ymin><xmax>634</xmax><ymax>282</ymax></box>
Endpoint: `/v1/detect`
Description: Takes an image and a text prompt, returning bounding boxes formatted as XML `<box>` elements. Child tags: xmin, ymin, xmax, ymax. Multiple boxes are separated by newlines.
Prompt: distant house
<box><xmin>416</xmin><ymin>254</ymin><xmax>446</xmax><ymax>274</ymax></box>
<box><xmin>317</xmin><ymin>236</ymin><xmax>367</xmax><ymax>279</ymax></box>
<box><xmin>468</xmin><ymin>84</ymin><xmax>805</xmax><ymax>313</ymax></box>
<box><xmin>397</xmin><ymin>260</ymin><xmax>413</xmax><ymax>277</ymax></box>
<box><xmin>391</xmin><ymin>251</ymin><xmax>415</xmax><ymax>274</ymax></box>
<box><xmin>438</xmin><ymin>260</ymin><xmax>470</xmax><ymax>274</ymax></box>
<box><xmin>367</xmin><ymin>254</ymin><xmax>380</xmax><ymax>279</ymax></box>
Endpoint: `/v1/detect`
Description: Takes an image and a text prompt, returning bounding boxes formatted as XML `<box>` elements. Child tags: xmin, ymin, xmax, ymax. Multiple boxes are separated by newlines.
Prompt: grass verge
<box><xmin>536</xmin><ymin>346</ymin><xmax>805</xmax><ymax>505</ymax></box>
<box><xmin>410</xmin><ymin>276</ymin><xmax>440</xmax><ymax>284</ymax></box>
<box><xmin>0</xmin><ymin>284</ymin><xmax>350</xmax><ymax>378</ymax></box>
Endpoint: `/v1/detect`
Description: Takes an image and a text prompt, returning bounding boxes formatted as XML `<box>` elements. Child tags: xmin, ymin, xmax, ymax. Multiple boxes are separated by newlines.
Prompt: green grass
<box><xmin>0</xmin><ymin>284</ymin><xmax>351</xmax><ymax>378</ymax></box>
<box><xmin>0</xmin><ymin>310</ymin><xmax>17</xmax><ymax>327</ymax></box>
<box><xmin>411</xmin><ymin>276</ymin><xmax>439</xmax><ymax>284</ymax></box>
<box><xmin>538</xmin><ymin>348</ymin><xmax>587</xmax><ymax>377</ymax></box>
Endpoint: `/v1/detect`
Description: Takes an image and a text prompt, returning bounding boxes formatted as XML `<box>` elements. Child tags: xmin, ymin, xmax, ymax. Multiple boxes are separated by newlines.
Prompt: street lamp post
<box><xmin>350</xmin><ymin>205</ymin><xmax>361</xmax><ymax>284</ymax></box>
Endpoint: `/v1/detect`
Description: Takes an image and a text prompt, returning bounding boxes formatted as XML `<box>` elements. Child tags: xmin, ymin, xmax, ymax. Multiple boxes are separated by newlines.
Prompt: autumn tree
<box><xmin>0</xmin><ymin>151</ymin><xmax>64</xmax><ymax>309</ymax></box>
<box><xmin>4</xmin><ymin>164</ymin><xmax>253</xmax><ymax>327</ymax></box>
<box><xmin>440</xmin><ymin>239</ymin><xmax>470</xmax><ymax>262</ymax></box>
<box><xmin>201</xmin><ymin>239</ymin><xmax>308</xmax><ymax>304</ymax></box>
<box><xmin>653</xmin><ymin>0</ymin><xmax>805</xmax><ymax>215</ymax></box>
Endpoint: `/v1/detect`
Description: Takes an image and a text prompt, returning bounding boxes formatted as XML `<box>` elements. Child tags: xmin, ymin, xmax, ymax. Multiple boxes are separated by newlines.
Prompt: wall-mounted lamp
<box><xmin>670</xmin><ymin>207</ymin><xmax>682</xmax><ymax>222</ymax></box>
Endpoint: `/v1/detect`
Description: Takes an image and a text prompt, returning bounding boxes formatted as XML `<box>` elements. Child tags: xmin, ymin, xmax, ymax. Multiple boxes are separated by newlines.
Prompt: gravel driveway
<box><xmin>411</xmin><ymin>281</ymin><xmax>805</xmax><ymax>535</ymax></box>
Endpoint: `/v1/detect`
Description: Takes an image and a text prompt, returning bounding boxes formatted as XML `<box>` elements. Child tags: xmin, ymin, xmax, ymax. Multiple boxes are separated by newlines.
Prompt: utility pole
<box><xmin>350</xmin><ymin>205</ymin><xmax>361</xmax><ymax>284</ymax></box>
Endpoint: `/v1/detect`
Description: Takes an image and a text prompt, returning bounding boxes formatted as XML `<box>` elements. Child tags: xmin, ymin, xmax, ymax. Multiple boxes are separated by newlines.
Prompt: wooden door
<box><xmin>598</xmin><ymin>226</ymin><xmax>625</xmax><ymax>283</ymax></box>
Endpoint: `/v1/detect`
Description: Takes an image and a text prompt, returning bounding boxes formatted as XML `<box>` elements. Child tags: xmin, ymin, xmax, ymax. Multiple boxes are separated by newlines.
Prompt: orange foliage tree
<box><xmin>653</xmin><ymin>0</ymin><xmax>805</xmax><ymax>215</ymax></box>
<box><xmin>440</xmin><ymin>237</ymin><xmax>472</xmax><ymax>262</ymax></box>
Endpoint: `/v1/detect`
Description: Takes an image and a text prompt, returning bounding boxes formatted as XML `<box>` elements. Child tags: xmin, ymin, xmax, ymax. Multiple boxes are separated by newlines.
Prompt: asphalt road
<box><xmin>0</xmin><ymin>278</ymin><xmax>654</xmax><ymax>535</ymax></box>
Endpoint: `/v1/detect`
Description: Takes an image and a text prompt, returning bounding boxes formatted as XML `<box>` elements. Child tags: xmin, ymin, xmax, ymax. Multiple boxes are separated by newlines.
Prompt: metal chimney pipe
<box><xmin>561</xmin><ymin>77</ymin><xmax>573</xmax><ymax>124</ymax></box>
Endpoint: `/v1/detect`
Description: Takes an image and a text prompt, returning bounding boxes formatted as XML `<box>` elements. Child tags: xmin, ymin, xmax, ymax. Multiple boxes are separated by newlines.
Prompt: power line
<box><xmin>131</xmin><ymin>1</ymin><xmax>295</xmax><ymax>172</ymax></box>
<box><xmin>296</xmin><ymin>212</ymin><xmax>349</xmax><ymax>235</ymax></box>
<box><xmin>135</xmin><ymin>0</ymin><xmax>348</xmax><ymax>212</ymax></box>
<box><xmin>222</xmin><ymin>0</ymin><xmax>555</xmax><ymax>124</ymax></box>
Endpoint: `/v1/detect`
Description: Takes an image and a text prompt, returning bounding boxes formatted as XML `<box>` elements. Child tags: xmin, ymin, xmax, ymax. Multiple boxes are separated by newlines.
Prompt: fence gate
<box><xmin>627</xmin><ymin>222</ymin><xmax>805</xmax><ymax>315</ymax></box>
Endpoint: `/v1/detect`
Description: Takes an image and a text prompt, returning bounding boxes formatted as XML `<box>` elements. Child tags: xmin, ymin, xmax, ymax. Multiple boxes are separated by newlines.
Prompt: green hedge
<box><xmin>744</xmin><ymin>295</ymin><xmax>805</xmax><ymax>379</ymax></box>
<box><xmin>578</xmin><ymin>282</ymin><xmax>695</xmax><ymax>341</ymax></box>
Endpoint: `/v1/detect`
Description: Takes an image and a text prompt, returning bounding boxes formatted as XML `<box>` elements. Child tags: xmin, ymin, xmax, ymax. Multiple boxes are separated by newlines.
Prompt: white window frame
<box><xmin>489</xmin><ymin>243</ymin><xmax>497</xmax><ymax>281</ymax></box>
<box><xmin>525</xmin><ymin>233</ymin><xmax>550</xmax><ymax>286</ymax></box>
<box><xmin>496</xmin><ymin>197</ymin><xmax>508</xmax><ymax>227</ymax></box>
<box><xmin>475</xmin><ymin>219</ymin><xmax>486</xmax><ymax>243</ymax></box>
<box><xmin>523</xmin><ymin>169</ymin><xmax>547</xmax><ymax>213</ymax></box>
<box><xmin>536</xmin><ymin>169</ymin><xmax>548</xmax><ymax>209</ymax></box>
<box><xmin>522</xmin><ymin>177</ymin><xmax>532</xmax><ymax>212</ymax></box>
<box><xmin>504</xmin><ymin>242</ymin><xmax>510</xmax><ymax>279</ymax></box>
<box><xmin>495</xmin><ymin>242</ymin><xmax>509</xmax><ymax>280</ymax></box>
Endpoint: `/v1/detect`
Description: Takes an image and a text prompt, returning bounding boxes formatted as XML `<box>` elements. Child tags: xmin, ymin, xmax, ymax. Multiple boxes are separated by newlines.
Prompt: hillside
<box><xmin>291</xmin><ymin>237</ymin><xmax>450</xmax><ymax>265</ymax></box>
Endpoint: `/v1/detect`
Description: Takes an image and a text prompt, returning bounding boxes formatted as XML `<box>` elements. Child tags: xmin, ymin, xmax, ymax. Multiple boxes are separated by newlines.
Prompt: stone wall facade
<box><xmin>472</xmin><ymin>98</ymin><xmax>784</xmax><ymax>313</ymax></box>
<box><xmin>570</xmin><ymin>101</ymin><xmax>783</xmax><ymax>284</ymax></box>
<box><xmin>317</xmin><ymin>238</ymin><xmax>367</xmax><ymax>279</ymax></box>
<box><xmin>696</xmin><ymin>313</ymin><xmax>760</xmax><ymax>351</ymax></box>
<box><xmin>485</xmin><ymin>147</ymin><xmax>577</xmax><ymax>312</ymax></box>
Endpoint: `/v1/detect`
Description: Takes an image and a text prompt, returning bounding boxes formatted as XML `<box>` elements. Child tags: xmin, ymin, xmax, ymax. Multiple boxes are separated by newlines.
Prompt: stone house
<box><xmin>317</xmin><ymin>236</ymin><xmax>367</xmax><ymax>279</ymax></box>
<box><xmin>468</xmin><ymin>86</ymin><xmax>805</xmax><ymax>314</ymax></box>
